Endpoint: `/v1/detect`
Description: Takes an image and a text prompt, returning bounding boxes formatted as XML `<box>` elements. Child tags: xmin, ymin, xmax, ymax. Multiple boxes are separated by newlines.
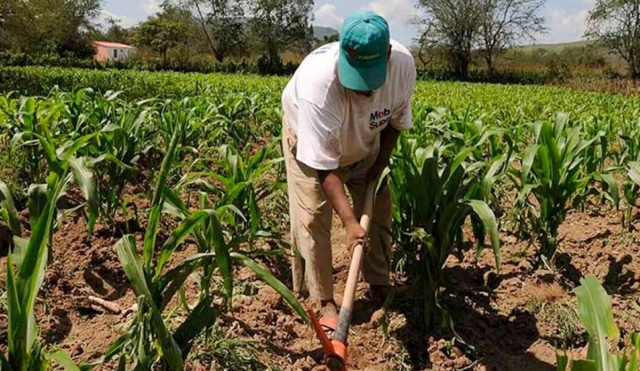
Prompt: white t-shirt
<box><xmin>281</xmin><ymin>39</ymin><xmax>416</xmax><ymax>171</ymax></box>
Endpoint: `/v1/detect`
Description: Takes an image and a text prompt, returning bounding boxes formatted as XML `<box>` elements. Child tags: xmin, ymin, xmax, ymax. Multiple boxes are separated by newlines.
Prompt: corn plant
<box><xmin>615</xmin><ymin>121</ymin><xmax>640</xmax><ymax>228</ymax></box>
<box><xmin>0</xmin><ymin>96</ymin><xmax>100</xmax><ymax>368</ymax></box>
<box><xmin>0</xmin><ymin>180</ymin><xmax>21</xmax><ymax>237</ymax></box>
<box><xmin>177</xmin><ymin>141</ymin><xmax>285</xmax><ymax>244</ymax></box>
<box><xmin>557</xmin><ymin>275</ymin><xmax>640</xmax><ymax>371</ymax></box>
<box><xmin>105</xmin><ymin>118</ymin><xmax>308</xmax><ymax>370</ymax></box>
<box><xmin>90</xmin><ymin>103</ymin><xmax>155</xmax><ymax>226</ymax></box>
<box><xmin>210</xmin><ymin>94</ymin><xmax>260</xmax><ymax>147</ymax></box>
<box><xmin>3</xmin><ymin>97</ymin><xmax>48</xmax><ymax>186</ymax></box>
<box><xmin>510</xmin><ymin>114</ymin><xmax>618</xmax><ymax>269</ymax></box>
<box><xmin>581</xmin><ymin>118</ymin><xmax>611</xmax><ymax>175</ymax></box>
<box><xmin>0</xmin><ymin>177</ymin><xmax>92</xmax><ymax>370</ymax></box>
<box><xmin>615</xmin><ymin>119</ymin><xmax>640</xmax><ymax>167</ymax></box>
<box><xmin>623</xmin><ymin>162</ymin><xmax>640</xmax><ymax>229</ymax></box>
<box><xmin>387</xmin><ymin>136</ymin><xmax>501</xmax><ymax>329</ymax></box>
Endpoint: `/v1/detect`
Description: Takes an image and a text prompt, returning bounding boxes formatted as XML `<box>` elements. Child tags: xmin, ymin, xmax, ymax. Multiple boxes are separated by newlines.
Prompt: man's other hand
<box><xmin>346</xmin><ymin>219</ymin><xmax>367</xmax><ymax>252</ymax></box>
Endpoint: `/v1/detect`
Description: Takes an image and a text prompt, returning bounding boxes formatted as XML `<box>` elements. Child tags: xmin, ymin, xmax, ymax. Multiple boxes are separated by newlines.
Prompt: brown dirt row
<box><xmin>1</xmin><ymin>201</ymin><xmax>640</xmax><ymax>370</ymax></box>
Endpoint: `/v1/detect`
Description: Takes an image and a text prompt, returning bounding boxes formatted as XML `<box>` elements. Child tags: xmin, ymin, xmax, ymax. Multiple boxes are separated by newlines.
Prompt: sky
<box><xmin>101</xmin><ymin>0</ymin><xmax>597</xmax><ymax>47</ymax></box>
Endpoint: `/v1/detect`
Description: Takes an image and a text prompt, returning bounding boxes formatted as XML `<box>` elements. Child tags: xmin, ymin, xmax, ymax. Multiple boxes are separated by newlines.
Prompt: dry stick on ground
<box><xmin>88</xmin><ymin>296</ymin><xmax>122</xmax><ymax>314</ymax></box>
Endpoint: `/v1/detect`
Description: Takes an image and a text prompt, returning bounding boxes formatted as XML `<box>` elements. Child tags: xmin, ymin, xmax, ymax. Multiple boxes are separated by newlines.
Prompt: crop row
<box><xmin>1</xmin><ymin>74</ymin><xmax>640</xmax><ymax>368</ymax></box>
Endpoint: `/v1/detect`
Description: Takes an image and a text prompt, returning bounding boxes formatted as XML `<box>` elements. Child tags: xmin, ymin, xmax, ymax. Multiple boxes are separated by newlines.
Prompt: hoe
<box><xmin>307</xmin><ymin>182</ymin><xmax>376</xmax><ymax>371</ymax></box>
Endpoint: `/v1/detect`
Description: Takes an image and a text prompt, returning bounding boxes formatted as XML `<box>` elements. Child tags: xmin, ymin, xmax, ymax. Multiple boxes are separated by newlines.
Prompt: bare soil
<box><xmin>2</xmin><ymin>199</ymin><xmax>640</xmax><ymax>371</ymax></box>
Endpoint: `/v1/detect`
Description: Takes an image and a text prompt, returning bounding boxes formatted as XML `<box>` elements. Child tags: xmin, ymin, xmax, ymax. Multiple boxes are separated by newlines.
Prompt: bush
<box><xmin>0</xmin><ymin>52</ymin><xmax>94</xmax><ymax>68</ymax></box>
<box><xmin>546</xmin><ymin>59</ymin><xmax>573</xmax><ymax>83</ymax></box>
<box><xmin>417</xmin><ymin>66</ymin><xmax>550</xmax><ymax>85</ymax></box>
<box><xmin>0</xmin><ymin>50</ymin><xmax>299</xmax><ymax>77</ymax></box>
<box><xmin>604</xmin><ymin>66</ymin><xmax>625</xmax><ymax>80</ymax></box>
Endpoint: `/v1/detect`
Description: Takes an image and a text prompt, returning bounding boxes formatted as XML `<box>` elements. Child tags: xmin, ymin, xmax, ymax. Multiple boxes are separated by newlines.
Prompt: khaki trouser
<box><xmin>282</xmin><ymin>115</ymin><xmax>392</xmax><ymax>302</ymax></box>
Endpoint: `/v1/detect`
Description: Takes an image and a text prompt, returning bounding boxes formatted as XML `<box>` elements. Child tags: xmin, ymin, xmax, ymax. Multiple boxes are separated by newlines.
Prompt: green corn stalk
<box><xmin>176</xmin><ymin>140</ymin><xmax>285</xmax><ymax>244</ymax></box>
<box><xmin>556</xmin><ymin>275</ymin><xmax>640</xmax><ymax>371</ymax></box>
<box><xmin>616</xmin><ymin>120</ymin><xmax>640</xmax><ymax>229</ymax></box>
<box><xmin>106</xmin><ymin>116</ymin><xmax>308</xmax><ymax>369</ymax></box>
<box><xmin>211</xmin><ymin>94</ymin><xmax>259</xmax><ymax>147</ymax></box>
<box><xmin>8</xmin><ymin>96</ymin><xmax>99</xmax><ymax>238</ymax></box>
<box><xmin>387</xmin><ymin>136</ymin><xmax>501</xmax><ymax>329</ymax></box>
<box><xmin>91</xmin><ymin>102</ymin><xmax>154</xmax><ymax>227</ymax></box>
<box><xmin>622</xmin><ymin>162</ymin><xmax>640</xmax><ymax>229</ymax></box>
<box><xmin>0</xmin><ymin>179</ymin><xmax>21</xmax><ymax>237</ymax></box>
<box><xmin>510</xmin><ymin>113</ymin><xmax>618</xmax><ymax>269</ymax></box>
<box><xmin>7</xmin><ymin>97</ymin><xmax>47</xmax><ymax>186</ymax></box>
<box><xmin>615</xmin><ymin>119</ymin><xmax>640</xmax><ymax>167</ymax></box>
<box><xmin>0</xmin><ymin>182</ymin><xmax>89</xmax><ymax>370</ymax></box>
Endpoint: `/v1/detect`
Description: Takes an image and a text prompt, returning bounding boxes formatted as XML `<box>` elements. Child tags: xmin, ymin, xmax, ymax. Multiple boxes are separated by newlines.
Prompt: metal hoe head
<box><xmin>306</xmin><ymin>182</ymin><xmax>376</xmax><ymax>371</ymax></box>
<box><xmin>307</xmin><ymin>308</ymin><xmax>348</xmax><ymax>371</ymax></box>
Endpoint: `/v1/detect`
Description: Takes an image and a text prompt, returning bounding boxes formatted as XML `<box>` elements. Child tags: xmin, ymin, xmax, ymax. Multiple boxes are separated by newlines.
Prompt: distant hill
<box><xmin>313</xmin><ymin>26</ymin><xmax>338</xmax><ymax>40</ymax></box>
<box><xmin>515</xmin><ymin>40</ymin><xmax>591</xmax><ymax>53</ymax></box>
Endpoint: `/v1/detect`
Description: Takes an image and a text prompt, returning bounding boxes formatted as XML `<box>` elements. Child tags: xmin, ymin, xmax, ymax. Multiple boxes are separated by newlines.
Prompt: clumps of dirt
<box><xmin>4</xmin><ymin>188</ymin><xmax>640</xmax><ymax>371</ymax></box>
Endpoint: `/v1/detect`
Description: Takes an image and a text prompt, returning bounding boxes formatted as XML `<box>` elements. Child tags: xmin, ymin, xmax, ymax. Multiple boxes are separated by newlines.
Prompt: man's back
<box><xmin>281</xmin><ymin>39</ymin><xmax>416</xmax><ymax>169</ymax></box>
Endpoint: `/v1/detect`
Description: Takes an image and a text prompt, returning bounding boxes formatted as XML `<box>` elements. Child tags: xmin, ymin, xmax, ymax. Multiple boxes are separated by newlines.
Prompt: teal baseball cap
<box><xmin>338</xmin><ymin>11</ymin><xmax>391</xmax><ymax>92</ymax></box>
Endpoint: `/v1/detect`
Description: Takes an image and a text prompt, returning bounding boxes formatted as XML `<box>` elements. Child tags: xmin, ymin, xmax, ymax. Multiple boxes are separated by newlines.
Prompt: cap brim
<box><xmin>338</xmin><ymin>54</ymin><xmax>388</xmax><ymax>92</ymax></box>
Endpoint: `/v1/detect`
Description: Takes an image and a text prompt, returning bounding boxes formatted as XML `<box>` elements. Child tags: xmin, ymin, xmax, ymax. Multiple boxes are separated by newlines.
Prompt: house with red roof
<box><xmin>92</xmin><ymin>41</ymin><xmax>135</xmax><ymax>63</ymax></box>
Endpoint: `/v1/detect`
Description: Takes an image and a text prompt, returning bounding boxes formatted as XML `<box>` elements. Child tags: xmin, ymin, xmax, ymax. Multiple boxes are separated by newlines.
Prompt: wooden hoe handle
<box><xmin>307</xmin><ymin>182</ymin><xmax>377</xmax><ymax>371</ymax></box>
<box><xmin>327</xmin><ymin>181</ymin><xmax>377</xmax><ymax>371</ymax></box>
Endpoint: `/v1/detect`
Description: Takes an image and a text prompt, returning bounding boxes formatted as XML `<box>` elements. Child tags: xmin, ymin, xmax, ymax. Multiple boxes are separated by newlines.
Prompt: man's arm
<box><xmin>318</xmin><ymin>171</ymin><xmax>366</xmax><ymax>249</ymax></box>
<box><xmin>318</xmin><ymin>171</ymin><xmax>358</xmax><ymax>227</ymax></box>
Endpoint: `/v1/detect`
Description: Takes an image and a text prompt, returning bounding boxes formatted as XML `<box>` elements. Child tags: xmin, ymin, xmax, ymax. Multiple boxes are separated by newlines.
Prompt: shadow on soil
<box><xmin>604</xmin><ymin>254</ymin><xmax>636</xmax><ymax>294</ymax></box>
<box><xmin>374</xmin><ymin>263</ymin><xmax>556</xmax><ymax>371</ymax></box>
<box><xmin>557</xmin><ymin>252</ymin><xmax>637</xmax><ymax>295</ymax></box>
<box><xmin>42</xmin><ymin>309</ymin><xmax>73</xmax><ymax>344</ymax></box>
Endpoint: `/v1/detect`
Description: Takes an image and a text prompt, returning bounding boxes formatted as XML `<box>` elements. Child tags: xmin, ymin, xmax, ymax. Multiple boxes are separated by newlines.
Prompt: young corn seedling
<box><xmin>1</xmin><ymin>183</ymin><xmax>92</xmax><ymax>371</ymax></box>
<box><xmin>26</xmin><ymin>104</ymin><xmax>99</xmax><ymax>235</ymax></box>
<box><xmin>106</xmin><ymin>116</ymin><xmax>307</xmax><ymax>370</ymax></box>
<box><xmin>387</xmin><ymin>135</ymin><xmax>501</xmax><ymax>329</ymax></box>
<box><xmin>616</xmin><ymin>120</ymin><xmax>640</xmax><ymax>229</ymax></box>
<box><xmin>510</xmin><ymin>113</ymin><xmax>618</xmax><ymax>269</ymax></box>
<box><xmin>5</xmin><ymin>97</ymin><xmax>49</xmax><ymax>186</ymax></box>
<box><xmin>176</xmin><ymin>140</ymin><xmax>285</xmax><ymax>244</ymax></box>
<box><xmin>623</xmin><ymin>162</ymin><xmax>640</xmax><ymax>229</ymax></box>
<box><xmin>556</xmin><ymin>275</ymin><xmax>640</xmax><ymax>370</ymax></box>
<box><xmin>91</xmin><ymin>100</ymin><xmax>155</xmax><ymax>227</ymax></box>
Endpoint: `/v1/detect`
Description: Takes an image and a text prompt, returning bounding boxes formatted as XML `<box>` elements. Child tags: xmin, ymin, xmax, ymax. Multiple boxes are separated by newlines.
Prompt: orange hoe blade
<box><xmin>308</xmin><ymin>182</ymin><xmax>376</xmax><ymax>371</ymax></box>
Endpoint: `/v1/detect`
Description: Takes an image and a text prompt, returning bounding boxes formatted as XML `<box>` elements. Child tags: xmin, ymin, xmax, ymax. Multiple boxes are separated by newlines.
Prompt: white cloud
<box><xmin>367</xmin><ymin>0</ymin><xmax>419</xmax><ymax>27</ymax></box>
<box><xmin>314</xmin><ymin>4</ymin><xmax>344</xmax><ymax>30</ymax></box>
<box><xmin>536</xmin><ymin>0</ymin><xmax>596</xmax><ymax>44</ymax></box>
<box><xmin>537</xmin><ymin>9</ymin><xmax>588</xmax><ymax>43</ymax></box>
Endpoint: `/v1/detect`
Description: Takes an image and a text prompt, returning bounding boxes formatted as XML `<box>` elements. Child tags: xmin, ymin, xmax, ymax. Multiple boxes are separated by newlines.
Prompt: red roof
<box><xmin>92</xmin><ymin>41</ymin><xmax>134</xmax><ymax>49</ymax></box>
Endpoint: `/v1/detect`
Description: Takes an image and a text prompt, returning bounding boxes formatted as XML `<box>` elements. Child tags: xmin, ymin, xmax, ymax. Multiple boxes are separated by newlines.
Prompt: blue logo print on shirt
<box><xmin>369</xmin><ymin>109</ymin><xmax>391</xmax><ymax>130</ymax></box>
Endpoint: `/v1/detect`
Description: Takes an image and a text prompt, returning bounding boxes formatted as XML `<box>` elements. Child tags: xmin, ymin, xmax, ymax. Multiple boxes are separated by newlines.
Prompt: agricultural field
<box><xmin>1</xmin><ymin>66</ymin><xmax>640</xmax><ymax>370</ymax></box>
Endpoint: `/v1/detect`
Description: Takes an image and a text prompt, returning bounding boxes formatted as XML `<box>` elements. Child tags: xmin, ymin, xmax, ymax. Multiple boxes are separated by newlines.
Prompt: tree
<box><xmin>415</xmin><ymin>0</ymin><xmax>485</xmax><ymax>79</ymax></box>
<box><xmin>134</xmin><ymin>14</ymin><xmax>188</xmax><ymax>65</ymax></box>
<box><xmin>478</xmin><ymin>0</ymin><xmax>547</xmax><ymax>75</ymax></box>
<box><xmin>100</xmin><ymin>17</ymin><xmax>134</xmax><ymax>44</ymax></box>
<box><xmin>249</xmin><ymin>0</ymin><xmax>314</xmax><ymax>65</ymax></box>
<box><xmin>586</xmin><ymin>0</ymin><xmax>640</xmax><ymax>79</ymax></box>
<box><xmin>0</xmin><ymin>0</ymin><xmax>100</xmax><ymax>57</ymax></box>
<box><xmin>180</xmin><ymin>0</ymin><xmax>246</xmax><ymax>62</ymax></box>
<box><xmin>57</xmin><ymin>0</ymin><xmax>102</xmax><ymax>58</ymax></box>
